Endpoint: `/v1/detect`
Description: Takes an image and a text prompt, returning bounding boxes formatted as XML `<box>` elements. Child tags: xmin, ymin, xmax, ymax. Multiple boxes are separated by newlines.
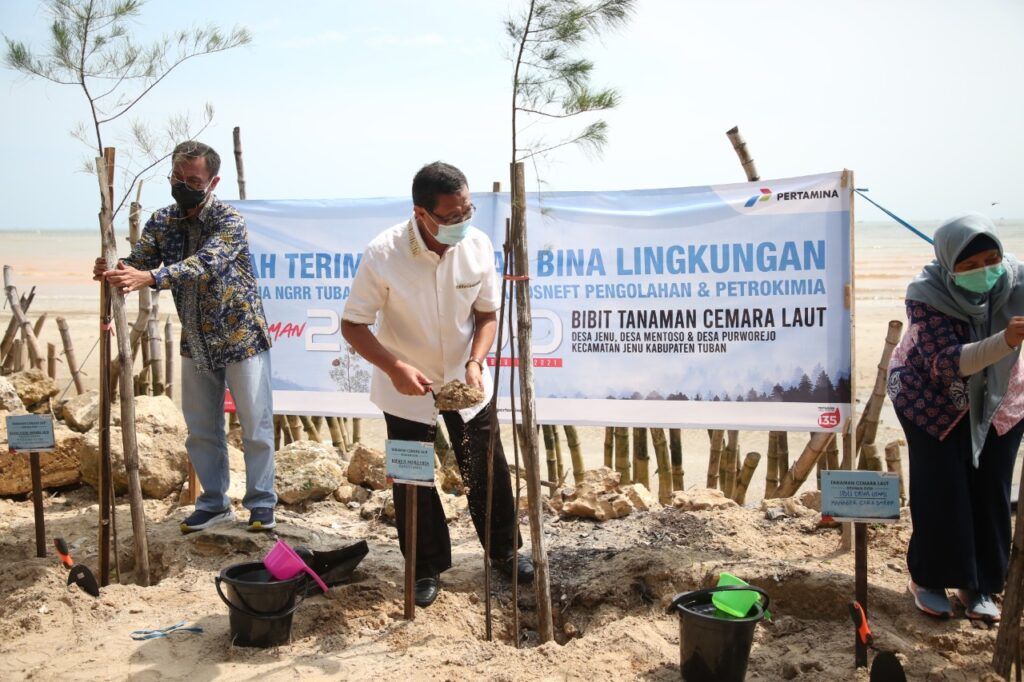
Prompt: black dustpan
<box><xmin>296</xmin><ymin>540</ymin><xmax>369</xmax><ymax>587</ymax></box>
<box><xmin>55</xmin><ymin>538</ymin><xmax>100</xmax><ymax>598</ymax></box>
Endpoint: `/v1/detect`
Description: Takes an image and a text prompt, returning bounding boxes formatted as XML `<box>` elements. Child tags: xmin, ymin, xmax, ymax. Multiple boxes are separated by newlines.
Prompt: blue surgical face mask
<box><xmin>422</xmin><ymin>208</ymin><xmax>473</xmax><ymax>245</ymax></box>
<box><xmin>953</xmin><ymin>262</ymin><xmax>1005</xmax><ymax>294</ymax></box>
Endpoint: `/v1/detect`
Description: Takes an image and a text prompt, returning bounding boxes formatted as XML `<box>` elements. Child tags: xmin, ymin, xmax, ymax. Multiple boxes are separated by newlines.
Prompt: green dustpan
<box><xmin>713</xmin><ymin>573</ymin><xmax>771</xmax><ymax>619</ymax></box>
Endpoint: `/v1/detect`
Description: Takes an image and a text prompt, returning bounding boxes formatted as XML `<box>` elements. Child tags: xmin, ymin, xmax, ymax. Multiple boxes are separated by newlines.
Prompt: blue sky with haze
<box><xmin>1</xmin><ymin>0</ymin><xmax>1022</xmax><ymax>230</ymax></box>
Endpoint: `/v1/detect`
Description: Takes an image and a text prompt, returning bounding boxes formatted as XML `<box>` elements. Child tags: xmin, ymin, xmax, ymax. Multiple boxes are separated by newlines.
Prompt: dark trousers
<box><xmin>385</xmin><ymin>405</ymin><xmax>521</xmax><ymax>578</ymax></box>
<box><xmin>898</xmin><ymin>412</ymin><xmax>1024</xmax><ymax>594</ymax></box>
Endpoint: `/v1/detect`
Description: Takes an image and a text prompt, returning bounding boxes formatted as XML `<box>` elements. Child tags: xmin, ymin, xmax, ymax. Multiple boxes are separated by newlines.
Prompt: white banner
<box><xmin>235</xmin><ymin>170</ymin><xmax>853</xmax><ymax>431</ymax></box>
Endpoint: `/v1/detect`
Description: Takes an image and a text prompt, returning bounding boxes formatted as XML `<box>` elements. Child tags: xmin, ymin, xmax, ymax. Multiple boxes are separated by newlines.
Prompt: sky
<box><xmin>1</xmin><ymin>0</ymin><xmax>1022</xmax><ymax>230</ymax></box>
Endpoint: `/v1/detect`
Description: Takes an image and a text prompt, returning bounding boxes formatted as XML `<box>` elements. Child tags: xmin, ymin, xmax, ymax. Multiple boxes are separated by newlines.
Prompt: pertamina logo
<box><xmin>817</xmin><ymin>407</ymin><xmax>841</xmax><ymax>429</ymax></box>
<box><xmin>744</xmin><ymin>188</ymin><xmax>772</xmax><ymax>208</ymax></box>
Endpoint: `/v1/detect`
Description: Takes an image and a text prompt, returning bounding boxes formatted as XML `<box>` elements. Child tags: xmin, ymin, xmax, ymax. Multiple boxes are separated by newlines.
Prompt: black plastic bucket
<box><xmin>215</xmin><ymin>561</ymin><xmax>308</xmax><ymax>648</ymax></box>
<box><xmin>667</xmin><ymin>585</ymin><xmax>769</xmax><ymax>682</ymax></box>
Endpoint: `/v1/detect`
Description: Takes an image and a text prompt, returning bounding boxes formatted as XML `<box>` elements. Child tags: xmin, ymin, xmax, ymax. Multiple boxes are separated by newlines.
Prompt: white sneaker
<box><xmin>956</xmin><ymin>590</ymin><xmax>1000</xmax><ymax>622</ymax></box>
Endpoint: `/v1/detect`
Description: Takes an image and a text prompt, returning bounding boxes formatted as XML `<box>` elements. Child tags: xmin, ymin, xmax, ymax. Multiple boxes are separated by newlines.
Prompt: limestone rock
<box><xmin>360</xmin><ymin>489</ymin><xmax>395</xmax><ymax>523</ymax></box>
<box><xmin>9</xmin><ymin>369</ymin><xmax>58</xmax><ymax>410</ymax></box>
<box><xmin>0</xmin><ymin>425</ymin><xmax>85</xmax><ymax>495</ymax></box>
<box><xmin>0</xmin><ymin>375</ymin><xmax>22</xmax><ymax>412</ymax></box>
<box><xmin>439</xmin><ymin>490</ymin><xmax>468</xmax><ymax>522</ymax></box>
<box><xmin>62</xmin><ymin>391</ymin><xmax>99</xmax><ymax>433</ymax></box>
<box><xmin>275</xmin><ymin>440</ymin><xmax>346</xmax><ymax>505</ymax></box>
<box><xmin>622</xmin><ymin>483</ymin><xmax>660</xmax><ymax>511</ymax></box>
<box><xmin>554</xmin><ymin>466</ymin><xmax>636</xmax><ymax>521</ymax></box>
<box><xmin>671</xmin><ymin>488</ymin><xmax>738</xmax><ymax>511</ymax></box>
<box><xmin>80</xmin><ymin>396</ymin><xmax>190</xmax><ymax>498</ymax></box>
<box><xmin>333</xmin><ymin>483</ymin><xmax>371</xmax><ymax>504</ymax></box>
<box><xmin>760</xmin><ymin>496</ymin><xmax>817</xmax><ymax>519</ymax></box>
<box><xmin>798</xmin><ymin>490</ymin><xmax>822</xmax><ymax>512</ymax></box>
<box><xmin>347</xmin><ymin>443</ymin><xmax>387</xmax><ymax>490</ymax></box>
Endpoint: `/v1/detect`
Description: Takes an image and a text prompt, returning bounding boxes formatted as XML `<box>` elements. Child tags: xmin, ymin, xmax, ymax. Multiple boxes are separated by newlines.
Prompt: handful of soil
<box><xmin>433</xmin><ymin>380</ymin><xmax>484</xmax><ymax>411</ymax></box>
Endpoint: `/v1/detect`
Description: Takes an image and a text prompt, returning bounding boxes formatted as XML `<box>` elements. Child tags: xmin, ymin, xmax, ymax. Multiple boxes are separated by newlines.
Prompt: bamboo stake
<box><xmin>3</xmin><ymin>267</ymin><xmax>44</xmax><ymax>370</ymax></box>
<box><xmin>855</xmin><ymin>320</ymin><xmax>904</xmax><ymax>458</ymax></box>
<box><xmin>56</xmin><ymin>317</ymin><xmax>84</xmax><ymax>394</ymax></box>
<box><xmin>707</xmin><ymin>429</ymin><xmax>723</xmax><ymax>488</ymax></box>
<box><xmin>603</xmin><ymin>426</ymin><xmax>613</xmax><ymax>468</ymax></box>
<box><xmin>669</xmin><ymin>428</ymin><xmax>683</xmax><ymax>490</ymax></box>
<box><xmin>563</xmin><ymin>425</ymin><xmax>584</xmax><ymax>484</ymax></box>
<box><xmin>286</xmin><ymin>415</ymin><xmax>303</xmax><ymax>442</ymax></box>
<box><xmin>47</xmin><ymin>343</ymin><xmax>57</xmax><ymax>380</ymax></box>
<box><xmin>884</xmin><ymin>441</ymin><xmax>906</xmax><ymax>505</ymax></box>
<box><xmin>138</xmin><ymin>317</ymin><xmax>151</xmax><ymax>396</ymax></box>
<box><xmin>11</xmin><ymin>339</ymin><xmax>23</xmax><ymax>372</ymax></box>
<box><xmin>0</xmin><ymin>288</ymin><xmax>34</xmax><ymax>364</ymax></box>
<box><xmin>777</xmin><ymin>431</ymin><xmax>790</xmax><ymax>483</ymax></box>
<box><xmin>733</xmin><ymin>452</ymin><xmax>761</xmax><ymax>505</ymax></box>
<box><xmin>33</xmin><ymin>312</ymin><xmax>47</xmax><ymax>338</ymax></box>
<box><xmin>233</xmin><ymin>126</ymin><xmax>247</xmax><ymax>200</ymax></box>
<box><xmin>725</xmin><ymin>126</ymin><xmax>760</xmax><ymax>182</ymax></box>
<box><xmin>651</xmin><ymin>427</ymin><xmax>672</xmax><ymax>504</ymax></box>
<box><xmin>510</xmin><ymin>160</ymin><xmax>554</xmax><ymax>643</ymax></box>
<box><xmin>164</xmin><ymin>317</ymin><xmax>174</xmax><ymax>400</ymax></box>
<box><xmin>299</xmin><ymin>415</ymin><xmax>322</xmax><ymax>442</ymax></box>
<box><xmin>820</xmin><ymin>437</ymin><xmax>839</xmax><ymax>489</ymax></box>
<box><xmin>351</xmin><ymin>418</ymin><xmax>362</xmax><ymax>443</ymax></box>
<box><xmin>147</xmin><ymin>302</ymin><xmax>163</xmax><ymax>395</ymax></box>
<box><xmin>632</xmin><ymin>427</ymin><xmax>650</xmax><ymax>488</ymax></box>
<box><xmin>273</xmin><ymin>415</ymin><xmax>284</xmax><ymax>450</ymax></box>
<box><xmin>774</xmin><ymin>432</ymin><xmax>835</xmax><ymax>498</ymax></box>
<box><xmin>613</xmin><ymin>426</ymin><xmax>631</xmax><ymax>483</ymax></box>
<box><xmin>97</xmin><ymin>150</ymin><xmax>150</xmax><ymax>586</ymax></box>
<box><xmin>326</xmin><ymin>417</ymin><xmax>346</xmax><ymax>456</ymax></box>
<box><xmin>542</xmin><ymin>425</ymin><xmax>557</xmax><ymax>484</ymax></box>
<box><xmin>765</xmin><ymin>432</ymin><xmax>780</xmax><ymax>497</ymax></box>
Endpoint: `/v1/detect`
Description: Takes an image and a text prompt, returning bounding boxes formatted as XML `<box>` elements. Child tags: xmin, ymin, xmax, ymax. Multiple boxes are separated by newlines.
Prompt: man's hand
<box><xmin>92</xmin><ymin>258</ymin><xmax>107</xmax><ymax>281</ymax></box>
<box><xmin>1005</xmin><ymin>316</ymin><xmax>1024</xmax><ymax>348</ymax></box>
<box><xmin>465</xmin><ymin>359</ymin><xmax>484</xmax><ymax>390</ymax></box>
<box><xmin>387</xmin><ymin>360</ymin><xmax>432</xmax><ymax>396</ymax></box>
<box><xmin>104</xmin><ymin>261</ymin><xmax>155</xmax><ymax>294</ymax></box>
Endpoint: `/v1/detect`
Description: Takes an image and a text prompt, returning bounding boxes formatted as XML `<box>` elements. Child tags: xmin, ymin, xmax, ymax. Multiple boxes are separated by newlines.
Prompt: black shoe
<box><xmin>415</xmin><ymin>575</ymin><xmax>440</xmax><ymax>607</ymax></box>
<box><xmin>295</xmin><ymin>541</ymin><xmax>369</xmax><ymax>587</ymax></box>
<box><xmin>247</xmin><ymin>507</ymin><xmax>276</xmax><ymax>531</ymax></box>
<box><xmin>493</xmin><ymin>554</ymin><xmax>535</xmax><ymax>584</ymax></box>
<box><xmin>180</xmin><ymin>508</ymin><xmax>235</xmax><ymax>534</ymax></box>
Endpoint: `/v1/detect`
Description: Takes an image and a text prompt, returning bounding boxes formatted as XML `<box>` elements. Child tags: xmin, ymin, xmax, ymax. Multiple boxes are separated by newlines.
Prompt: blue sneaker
<box><xmin>956</xmin><ymin>590</ymin><xmax>1000</xmax><ymax>622</ymax></box>
<box><xmin>180</xmin><ymin>508</ymin><xmax>235</xmax><ymax>534</ymax></box>
<box><xmin>248</xmin><ymin>507</ymin><xmax>276</xmax><ymax>532</ymax></box>
<box><xmin>909</xmin><ymin>580</ymin><xmax>953</xmax><ymax>618</ymax></box>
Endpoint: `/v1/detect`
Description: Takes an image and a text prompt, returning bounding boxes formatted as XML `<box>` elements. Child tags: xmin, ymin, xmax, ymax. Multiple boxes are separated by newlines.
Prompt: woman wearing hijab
<box><xmin>888</xmin><ymin>213</ymin><xmax>1024</xmax><ymax>622</ymax></box>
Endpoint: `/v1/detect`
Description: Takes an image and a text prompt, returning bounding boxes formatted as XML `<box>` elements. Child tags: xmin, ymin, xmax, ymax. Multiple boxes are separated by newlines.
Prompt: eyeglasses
<box><xmin>428</xmin><ymin>203</ymin><xmax>476</xmax><ymax>226</ymax></box>
<box><xmin>167</xmin><ymin>173</ymin><xmax>211</xmax><ymax>192</ymax></box>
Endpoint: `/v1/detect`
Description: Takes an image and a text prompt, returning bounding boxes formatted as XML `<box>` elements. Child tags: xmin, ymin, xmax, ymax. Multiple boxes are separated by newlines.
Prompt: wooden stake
<box><xmin>855</xmin><ymin>522</ymin><xmax>868</xmax><ymax>668</ymax></box>
<box><xmin>777</xmin><ymin>431</ymin><xmax>790</xmax><ymax>485</ymax></box>
<box><xmin>404</xmin><ymin>484</ymin><xmax>417</xmax><ymax>620</ymax></box>
<box><xmin>632</xmin><ymin>427</ymin><xmax>650</xmax><ymax>488</ymax></box>
<box><xmin>563</xmin><ymin>425</ymin><xmax>584</xmax><ymax>484</ymax></box>
<box><xmin>233</xmin><ymin>126</ymin><xmax>247</xmax><ymax>200</ymax></box>
<box><xmin>30</xmin><ymin>451</ymin><xmax>46</xmax><ymax>557</ymax></box>
<box><xmin>733</xmin><ymin>452</ymin><xmax>761</xmax><ymax>505</ymax></box>
<box><xmin>707</xmin><ymin>429</ymin><xmax>724</xmax><ymax>489</ymax></box>
<box><xmin>164</xmin><ymin>317</ymin><xmax>174</xmax><ymax>400</ymax></box>
<box><xmin>326</xmin><ymin>417</ymin><xmax>346</xmax><ymax>457</ymax></box>
<box><xmin>47</xmin><ymin>343</ymin><xmax>57</xmax><ymax>380</ymax></box>
<box><xmin>603</xmin><ymin>426</ymin><xmax>613</xmax><ymax>468</ymax></box>
<box><xmin>32</xmin><ymin>312</ymin><xmax>47</xmax><ymax>338</ymax></box>
<box><xmin>884</xmin><ymin>441</ymin><xmax>906</xmax><ymax>505</ymax></box>
<box><xmin>351</xmin><ymin>418</ymin><xmax>362</xmax><ymax>443</ymax></box>
<box><xmin>765</xmin><ymin>432</ymin><xmax>780</xmax><ymax>497</ymax></box>
<box><xmin>855</xmin><ymin>320</ymin><xmax>904</xmax><ymax>459</ymax></box>
<box><xmin>651</xmin><ymin>428</ymin><xmax>672</xmax><ymax>504</ymax></box>
<box><xmin>669</xmin><ymin>428</ymin><xmax>683</xmax><ymax>491</ymax></box>
<box><xmin>613</xmin><ymin>426</ymin><xmax>630</xmax><ymax>483</ymax></box>
<box><xmin>725</xmin><ymin>126</ymin><xmax>760</xmax><ymax>182</ymax></box>
<box><xmin>0</xmin><ymin>288</ymin><xmax>35</xmax><ymax>364</ymax></box>
<box><xmin>97</xmin><ymin>150</ymin><xmax>150</xmax><ymax>586</ymax></box>
<box><xmin>773</xmin><ymin>432</ymin><xmax>835</xmax><ymax>498</ymax></box>
<box><xmin>56</xmin><ymin>317</ymin><xmax>84</xmax><ymax>395</ymax></box>
<box><xmin>147</xmin><ymin>304</ymin><xmax>164</xmax><ymax>395</ymax></box>
<box><xmin>509</xmin><ymin>160</ymin><xmax>554</xmax><ymax>643</ymax></box>
<box><xmin>298</xmin><ymin>415</ymin><xmax>322</xmax><ymax>442</ymax></box>
<box><xmin>542</xmin><ymin>425</ymin><xmax>557</xmax><ymax>483</ymax></box>
<box><xmin>11</xmin><ymin>339</ymin><xmax>23</xmax><ymax>372</ymax></box>
<box><xmin>993</xmin><ymin>457</ymin><xmax>1024</xmax><ymax>677</ymax></box>
<box><xmin>3</xmin><ymin>266</ymin><xmax>44</xmax><ymax>370</ymax></box>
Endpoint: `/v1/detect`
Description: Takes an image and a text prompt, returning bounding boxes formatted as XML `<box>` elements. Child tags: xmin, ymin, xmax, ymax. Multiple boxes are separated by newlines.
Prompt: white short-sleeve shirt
<box><xmin>343</xmin><ymin>218</ymin><xmax>500</xmax><ymax>424</ymax></box>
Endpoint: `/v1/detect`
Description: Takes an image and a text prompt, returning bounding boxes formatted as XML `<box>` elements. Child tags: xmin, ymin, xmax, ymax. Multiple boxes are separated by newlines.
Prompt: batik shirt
<box><xmin>122</xmin><ymin>195</ymin><xmax>271</xmax><ymax>371</ymax></box>
<box><xmin>887</xmin><ymin>299</ymin><xmax>1024</xmax><ymax>440</ymax></box>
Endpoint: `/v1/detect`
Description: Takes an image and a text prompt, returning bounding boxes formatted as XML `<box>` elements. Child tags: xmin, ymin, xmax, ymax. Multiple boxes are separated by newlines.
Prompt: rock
<box><xmin>274</xmin><ymin>440</ymin><xmax>346</xmax><ymax>505</ymax></box>
<box><xmin>62</xmin><ymin>391</ymin><xmax>99</xmax><ymax>432</ymax></box>
<box><xmin>556</xmin><ymin>467</ymin><xmax>635</xmax><ymax>521</ymax></box>
<box><xmin>227</xmin><ymin>425</ymin><xmax>244</xmax><ymax>451</ymax></box>
<box><xmin>333</xmin><ymin>482</ymin><xmax>371</xmax><ymax>504</ymax></box>
<box><xmin>798</xmin><ymin>490</ymin><xmax>822</xmax><ymax>512</ymax></box>
<box><xmin>9</xmin><ymin>369</ymin><xmax>58</xmax><ymax>410</ymax></box>
<box><xmin>439</xmin><ymin>490</ymin><xmax>467</xmax><ymax>522</ymax></box>
<box><xmin>0</xmin><ymin>375</ymin><xmax>22</xmax><ymax>412</ymax></box>
<box><xmin>347</xmin><ymin>443</ymin><xmax>387</xmax><ymax>490</ymax></box>
<box><xmin>622</xmin><ymin>483</ymin><xmax>660</xmax><ymax>511</ymax></box>
<box><xmin>760</xmin><ymin>496</ymin><xmax>817</xmax><ymax>519</ymax></box>
<box><xmin>0</xmin><ymin>425</ymin><xmax>86</xmax><ymax>495</ymax></box>
<box><xmin>80</xmin><ymin>396</ymin><xmax>190</xmax><ymax>498</ymax></box>
<box><xmin>671</xmin><ymin>488</ymin><xmax>738</xmax><ymax>511</ymax></box>
<box><xmin>438</xmin><ymin>460</ymin><xmax>466</xmax><ymax>495</ymax></box>
<box><xmin>360</xmin><ymin>489</ymin><xmax>395</xmax><ymax>523</ymax></box>
<box><xmin>228</xmin><ymin>445</ymin><xmax>245</xmax><ymax>473</ymax></box>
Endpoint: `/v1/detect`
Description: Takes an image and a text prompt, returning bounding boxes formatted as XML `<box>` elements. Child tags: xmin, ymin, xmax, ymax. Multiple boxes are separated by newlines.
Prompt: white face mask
<box><xmin>421</xmin><ymin>206</ymin><xmax>474</xmax><ymax>245</ymax></box>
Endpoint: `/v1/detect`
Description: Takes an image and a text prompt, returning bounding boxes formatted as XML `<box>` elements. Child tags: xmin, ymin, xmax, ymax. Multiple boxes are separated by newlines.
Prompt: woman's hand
<box><xmin>1004</xmin><ymin>316</ymin><xmax>1024</xmax><ymax>348</ymax></box>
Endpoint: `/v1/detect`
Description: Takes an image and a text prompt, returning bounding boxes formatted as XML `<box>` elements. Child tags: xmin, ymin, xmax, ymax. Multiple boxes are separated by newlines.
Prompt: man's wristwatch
<box><xmin>465</xmin><ymin>357</ymin><xmax>485</xmax><ymax>371</ymax></box>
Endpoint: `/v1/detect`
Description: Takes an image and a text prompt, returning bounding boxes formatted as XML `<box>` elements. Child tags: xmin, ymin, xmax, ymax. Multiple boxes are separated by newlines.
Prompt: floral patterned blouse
<box><xmin>888</xmin><ymin>299</ymin><xmax>1024</xmax><ymax>440</ymax></box>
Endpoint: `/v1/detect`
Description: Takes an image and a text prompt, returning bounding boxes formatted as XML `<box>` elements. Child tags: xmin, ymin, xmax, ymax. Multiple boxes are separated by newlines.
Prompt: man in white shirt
<box><xmin>341</xmin><ymin>162</ymin><xmax>532</xmax><ymax>607</ymax></box>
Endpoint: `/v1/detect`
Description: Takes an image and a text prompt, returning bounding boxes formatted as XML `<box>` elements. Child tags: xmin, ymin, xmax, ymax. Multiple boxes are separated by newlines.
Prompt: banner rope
<box><xmin>854</xmin><ymin>188</ymin><xmax>934</xmax><ymax>245</ymax></box>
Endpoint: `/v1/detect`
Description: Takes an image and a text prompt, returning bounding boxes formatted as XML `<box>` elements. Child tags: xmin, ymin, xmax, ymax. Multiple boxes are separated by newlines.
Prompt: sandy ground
<box><xmin>0</xmin><ymin>222</ymin><xmax>1022</xmax><ymax>679</ymax></box>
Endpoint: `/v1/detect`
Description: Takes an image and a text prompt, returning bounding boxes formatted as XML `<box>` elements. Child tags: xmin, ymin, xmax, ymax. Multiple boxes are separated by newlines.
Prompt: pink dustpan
<box><xmin>264</xmin><ymin>539</ymin><xmax>329</xmax><ymax>593</ymax></box>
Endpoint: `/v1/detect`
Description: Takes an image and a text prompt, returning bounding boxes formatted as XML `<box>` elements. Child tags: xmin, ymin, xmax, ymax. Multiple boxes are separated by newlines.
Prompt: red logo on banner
<box><xmin>817</xmin><ymin>407</ymin><xmax>840</xmax><ymax>428</ymax></box>
<box><xmin>224</xmin><ymin>390</ymin><xmax>237</xmax><ymax>414</ymax></box>
<box><xmin>486</xmin><ymin>357</ymin><xmax>563</xmax><ymax>368</ymax></box>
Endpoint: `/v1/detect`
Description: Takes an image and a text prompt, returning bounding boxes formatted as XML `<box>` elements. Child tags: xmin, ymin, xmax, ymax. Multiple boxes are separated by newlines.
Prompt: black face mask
<box><xmin>171</xmin><ymin>181</ymin><xmax>209</xmax><ymax>210</ymax></box>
